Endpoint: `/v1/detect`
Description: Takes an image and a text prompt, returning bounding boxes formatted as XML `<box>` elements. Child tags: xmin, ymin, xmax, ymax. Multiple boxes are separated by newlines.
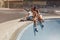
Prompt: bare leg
<box><xmin>33</xmin><ymin>18</ymin><xmax>38</xmax><ymax>32</ymax></box>
<box><xmin>38</xmin><ymin>16</ymin><xmax>44</xmax><ymax>29</ymax></box>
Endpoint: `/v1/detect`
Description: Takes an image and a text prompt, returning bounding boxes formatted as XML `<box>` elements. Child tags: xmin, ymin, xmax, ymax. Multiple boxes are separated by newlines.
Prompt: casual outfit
<box><xmin>26</xmin><ymin>11</ymin><xmax>33</xmax><ymax>20</ymax></box>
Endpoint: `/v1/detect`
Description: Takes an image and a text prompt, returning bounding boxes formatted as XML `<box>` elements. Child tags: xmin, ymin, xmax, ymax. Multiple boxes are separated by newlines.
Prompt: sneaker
<box><xmin>35</xmin><ymin>28</ymin><xmax>38</xmax><ymax>32</ymax></box>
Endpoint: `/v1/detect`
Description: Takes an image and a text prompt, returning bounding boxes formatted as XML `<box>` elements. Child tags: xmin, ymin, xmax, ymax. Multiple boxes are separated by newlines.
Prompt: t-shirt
<box><xmin>28</xmin><ymin>11</ymin><xmax>33</xmax><ymax>16</ymax></box>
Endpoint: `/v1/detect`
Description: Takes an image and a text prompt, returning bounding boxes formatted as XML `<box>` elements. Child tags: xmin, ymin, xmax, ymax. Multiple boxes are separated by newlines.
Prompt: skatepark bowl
<box><xmin>16</xmin><ymin>18</ymin><xmax>60</xmax><ymax>40</ymax></box>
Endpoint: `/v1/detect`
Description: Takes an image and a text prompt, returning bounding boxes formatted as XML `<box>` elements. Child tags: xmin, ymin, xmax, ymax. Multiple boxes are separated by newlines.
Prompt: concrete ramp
<box><xmin>17</xmin><ymin>18</ymin><xmax>60</xmax><ymax>40</ymax></box>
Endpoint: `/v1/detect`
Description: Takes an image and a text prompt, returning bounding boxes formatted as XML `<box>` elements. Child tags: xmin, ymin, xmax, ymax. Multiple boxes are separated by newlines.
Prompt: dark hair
<box><xmin>33</xmin><ymin>7</ymin><xmax>38</xmax><ymax>13</ymax></box>
<box><xmin>33</xmin><ymin>6</ymin><xmax>36</xmax><ymax>10</ymax></box>
<box><xmin>31</xmin><ymin>6</ymin><xmax>38</xmax><ymax>13</ymax></box>
<box><xmin>34</xmin><ymin>7</ymin><xmax>36</xmax><ymax>10</ymax></box>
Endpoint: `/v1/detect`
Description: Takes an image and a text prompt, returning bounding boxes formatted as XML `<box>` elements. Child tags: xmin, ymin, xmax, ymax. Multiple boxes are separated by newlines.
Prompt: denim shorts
<box><xmin>27</xmin><ymin>16</ymin><xmax>33</xmax><ymax>20</ymax></box>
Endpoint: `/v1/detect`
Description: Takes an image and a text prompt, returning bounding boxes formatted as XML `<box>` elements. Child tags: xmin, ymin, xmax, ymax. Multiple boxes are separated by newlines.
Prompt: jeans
<box><xmin>27</xmin><ymin>16</ymin><xmax>33</xmax><ymax>20</ymax></box>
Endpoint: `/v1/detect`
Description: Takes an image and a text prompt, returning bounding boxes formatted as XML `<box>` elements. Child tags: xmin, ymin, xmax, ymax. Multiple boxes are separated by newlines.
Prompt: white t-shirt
<box><xmin>28</xmin><ymin>11</ymin><xmax>33</xmax><ymax>16</ymax></box>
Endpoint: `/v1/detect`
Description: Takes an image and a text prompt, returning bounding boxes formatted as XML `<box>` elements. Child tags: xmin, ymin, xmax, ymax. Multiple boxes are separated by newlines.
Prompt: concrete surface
<box><xmin>0</xmin><ymin>16</ymin><xmax>60</xmax><ymax>40</ymax></box>
<box><xmin>0</xmin><ymin>8</ymin><xmax>60</xmax><ymax>40</ymax></box>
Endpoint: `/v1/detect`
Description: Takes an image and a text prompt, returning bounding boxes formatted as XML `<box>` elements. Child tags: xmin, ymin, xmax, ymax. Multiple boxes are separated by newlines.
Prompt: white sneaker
<box><xmin>35</xmin><ymin>27</ymin><xmax>38</xmax><ymax>32</ymax></box>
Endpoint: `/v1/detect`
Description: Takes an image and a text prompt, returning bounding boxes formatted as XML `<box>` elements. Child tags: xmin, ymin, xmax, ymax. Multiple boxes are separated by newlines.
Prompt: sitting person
<box><xmin>20</xmin><ymin>6</ymin><xmax>44</xmax><ymax>32</ymax></box>
<box><xmin>25</xmin><ymin>8</ymin><xmax>34</xmax><ymax>21</ymax></box>
<box><xmin>32</xmin><ymin>6</ymin><xmax>44</xmax><ymax>31</ymax></box>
